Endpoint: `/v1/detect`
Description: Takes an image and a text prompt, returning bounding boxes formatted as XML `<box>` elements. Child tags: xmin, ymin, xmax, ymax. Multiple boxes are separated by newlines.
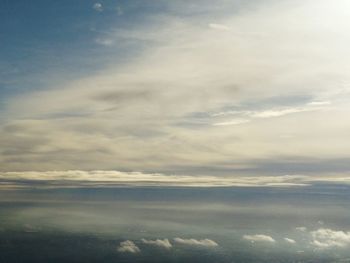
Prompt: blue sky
<box><xmin>1</xmin><ymin>0</ymin><xmax>350</xmax><ymax>182</ymax></box>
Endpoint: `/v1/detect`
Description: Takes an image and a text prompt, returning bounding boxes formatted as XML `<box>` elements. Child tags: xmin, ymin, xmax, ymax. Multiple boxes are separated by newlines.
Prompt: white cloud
<box><xmin>117</xmin><ymin>240</ymin><xmax>140</xmax><ymax>253</ymax></box>
<box><xmin>0</xmin><ymin>171</ymin><xmax>313</xmax><ymax>188</ymax></box>
<box><xmin>174</xmin><ymin>238</ymin><xmax>218</xmax><ymax>247</ymax></box>
<box><xmin>284</xmin><ymin>237</ymin><xmax>296</xmax><ymax>244</ymax></box>
<box><xmin>208</xmin><ymin>23</ymin><xmax>230</xmax><ymax>31</ymax></box>
<box><xmin>310</xmin><ymin>228</ymin><xmax>350</xmax><ymax>248</ymax></box>
<box><xmin>141</xmin><ymin>238</ymin><xmax>172</xmax><ymax>249</ymax></box>
<box><xmin>93</xmin><ymin>2</ymin><xmax>103</xmax><ymax>12</ymax></box>
<box><xmin>308</xmin><ymin>101</ymin><xmax>331</xmax><ymax>106</ymax></box>
<box><xmin>213</xmin><ymin>119</ymin><xmax>250</xmax><ymax>126</ymax></box>
<box><xmin>243</xmin><ymin>234</ymin><xmax>275</xmax><ymax>243</ymax></box>
<box><xmin>4</xmin><ymin>171</ymin><xmax>350</xmax><ymax>188</ymax></box>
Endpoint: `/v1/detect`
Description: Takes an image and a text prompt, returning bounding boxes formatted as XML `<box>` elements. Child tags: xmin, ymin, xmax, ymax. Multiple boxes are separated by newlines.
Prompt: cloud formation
<box><xmin>311</xmin><ymin>228</ymin><xmax>350</xmax><ymax>248</ymax></box>
<box><xmin>173</xmin><ymin>238</ymin><xmax>218</xmax><ymax>247</ymax></box>
<box><xmin>141</xmin><ymin>238</ymin><xmax>172</xmax><ymax>249</ymax></box>
<box><xmin>243</xmin><ymin>234</ymin><xmax>275</xmax><ymax>243</ymax></box>
<box><xmin>117</xmin><ymin>240</ymin><xmax>140</xmax><ymax>253</ymax></box>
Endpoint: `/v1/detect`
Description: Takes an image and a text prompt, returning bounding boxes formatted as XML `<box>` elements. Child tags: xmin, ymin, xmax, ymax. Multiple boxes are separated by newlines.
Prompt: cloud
<box><xmin>95</xmin><ymin>38</ymin><xmax>114</xmax><ymax>46</ymax></box>
<box><xmin>173</xmin><ymin>238</ymin><xmax>218</xmax><ymax>247</ymax></box>
<box><xmin>117</xmin><ymin>240</ymin><xmax>140</xmax><ymax>253</ymax></box>
<box><xmin>213</xmin><ymin>119</ymin><xmax>250</xmax><ymax>126</ymax></box>
<box><xmin>212</xmin><ymin>102</ymin><xmax>330</xmax><ymax>125</ymax></box>
<box><xmin>92</xmin><ymin>2</ymin><xmax>103</xmax><ymax>12</ymax></box>
<box><xmin>284</xmin><ymin>237</ymin><xmax>296</xmax><ymax>244</ymax></box>
<box><xmin>243</xmin><ymin>234</ymin><xmax>275</xmax><ymax>243</ymax></box>
<box><xmin>0</xmin><ymin>171</ymin><xmax>315</xmax><ymax>188</ymax></box>
<box><xmin>208</xmin><ymin>23</ymin><xmax>230</xmax><ymax>31</ymax></box>
<box><xmin>310</xmin><ymin>228</ymin><xmax>350</xmax><ymax>248</ymax></box>
<box><xmin>141</xmin><ymin>238</ymin><xmax>172</xmax><ymax>249</ymax></box>
<box><xmin>4</xmin><ymin>171</ymin><xmax>350</xmax><ymax>189</ymax></box>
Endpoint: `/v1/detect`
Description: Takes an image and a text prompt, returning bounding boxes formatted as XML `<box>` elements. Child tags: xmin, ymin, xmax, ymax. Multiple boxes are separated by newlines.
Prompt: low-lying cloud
<box><xmin>173</xmin><ymin>238</ymin><xmax>218</xmax><ymax>247</ymax></box>
<box><xmin>2</xmin><ymin>170</ymin><xmax>350</xmax><ymax>189</ymax></box>
<box><xmin>311</xmin><ymin>228</ymin><xmax>350</xmax><ymax>248</ymax></box>
<box><xmin>117</xmin><ymin>240</ymin><xmax>140</xmax><ymax>253</ymax></box>
<box><xmin>141</xmin><ymin>238</ymin><xmax>172</xmax><ymax>249</ymax></box>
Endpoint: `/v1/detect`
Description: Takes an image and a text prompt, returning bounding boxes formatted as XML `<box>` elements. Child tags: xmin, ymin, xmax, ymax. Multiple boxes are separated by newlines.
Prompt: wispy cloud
<box><xmin>208</xmin><ymin>23</ymin><xmax>230</xmax><ymax>31</ymax></box>
<box><xmin>0</xmin><ymin>171</ymin><xmax>313</xmax><ymax>188</ymax></box>
<box><xmin>95</xmin><ymin>38</ymin><xmax>114</xmax><ymax>46</ymax></box>
<box><xmin>92</xmin><ymin>2</ymin><xmax>103</xmax><ymax>12</ymax></box>
<box><xmin>284</xmin><ymin>237</ymin><xmax>296</xmax><ymax>244</ymax></box>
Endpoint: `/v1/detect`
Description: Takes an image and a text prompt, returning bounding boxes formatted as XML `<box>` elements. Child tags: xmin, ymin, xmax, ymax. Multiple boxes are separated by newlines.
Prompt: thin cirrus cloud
<box><xmin>173</xmin><ymin>238</ymin><xmax>218</xmax><ymax>247</ymax></box>
<box><xmin>212</xmin><ymin>102</ymin><xmax>331</xmax><ymax>126</ymax></box>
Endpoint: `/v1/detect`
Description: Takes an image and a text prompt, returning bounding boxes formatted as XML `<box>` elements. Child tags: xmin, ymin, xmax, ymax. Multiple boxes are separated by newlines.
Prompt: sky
<box><xmin>2</xmin><ymin>2</ymin><xmax>350</xmax><ymax>262</ymax></box>
<box><xmin>1</xmin><ymin>0</ymin><xmax>350</xmax><ymax>181</ymax></box>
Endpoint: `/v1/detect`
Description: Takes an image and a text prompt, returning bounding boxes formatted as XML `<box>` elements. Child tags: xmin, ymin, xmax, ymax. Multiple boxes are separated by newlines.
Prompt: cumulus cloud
<box><xmin>173</xmin><ymin>238</ymin><xmax>218</xmax><ymax>247</ymax></box>
<box><xmin>141</xmin><ymin>238</ymin><xmax>172</xmax><ymax>249</ymax></box>
<box><xmin>243</xmin><ymin>234</ymin><xmax>275</xmax><ymax>243</ymax></box>
<box><xmin>117</xmin><ymin>240</ymin><xmax>140</xmax><ymax>253</ymax></box>
<box><xmin>310</xmin><ymin>228</ymin><xmax>350</xmax><ymax>248</ymax></box>
<box><xmin>284</xmin><ymin>237</ymin><xmax>296</xmax><ymax>244</ymax></box>
<box><xmin>92</xmin><ymin>2</ymin><xmax>103</xmax><ymax>12</ymax></box>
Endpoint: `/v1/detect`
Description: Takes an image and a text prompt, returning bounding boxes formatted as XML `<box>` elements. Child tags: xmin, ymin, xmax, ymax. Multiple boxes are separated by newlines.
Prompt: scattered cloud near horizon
<box><xmin>311</xmin><ymin>228</ymin><xmax>350</xmax><ymax>248</ymax></box>
<box><xmin>173</xmin><ymin>238</ymin><xmax>218</xmax><ymax>247</ymax></box>
<box><xmin>141</xmin><ymin>238</ymin><xmax>172</xmax><ymax>249</ymax></box>
<box><xmin>117</xmin><ymin>240</ymin><xmax>140</xmax><ymax>253</ymax></box>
